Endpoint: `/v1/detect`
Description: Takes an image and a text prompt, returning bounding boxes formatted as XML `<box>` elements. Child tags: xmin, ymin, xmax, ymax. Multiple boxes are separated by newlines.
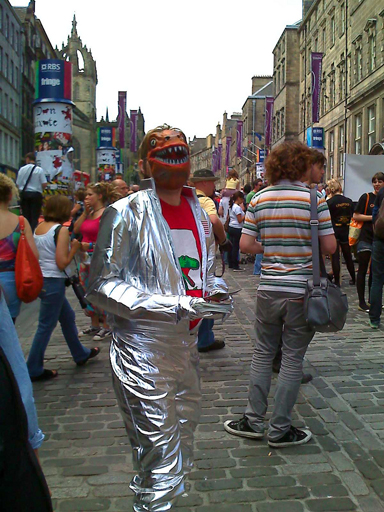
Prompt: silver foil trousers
<box><xmin>111</xmin><ymin>336</ymin><xmax>201</xmax><ymax>511</ymax></box>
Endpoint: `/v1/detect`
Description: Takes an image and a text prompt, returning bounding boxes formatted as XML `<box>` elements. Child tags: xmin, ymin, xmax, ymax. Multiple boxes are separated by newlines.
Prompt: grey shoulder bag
<box><xmin>303</xmin><ymin>187</ymin><xmax>348</xmax><ymax>332</ymax></box>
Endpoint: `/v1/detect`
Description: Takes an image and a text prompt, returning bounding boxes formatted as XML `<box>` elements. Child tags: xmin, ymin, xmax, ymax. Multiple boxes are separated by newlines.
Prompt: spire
<box><xmin>106</xmin><ymin>107</ymin><xmax>109</xmax><ymax>123</ymax></box>
<box><xmin>71</xmin><ymin>14</ymin><xmax>78</xmax><ymax>37</ymax></box>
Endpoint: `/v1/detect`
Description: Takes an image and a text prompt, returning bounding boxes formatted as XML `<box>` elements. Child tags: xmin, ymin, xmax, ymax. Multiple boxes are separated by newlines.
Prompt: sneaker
<box><xmin>93</xmin><ymin>328</ymin><xmax>112</xmax><ymax>341</ymax></box>
<box><xmin>369</xmin><ymin>320</ymin><xmax>380</xmax><ymax>329</ymax></box>
<box><xmin>358</xmin><ymin>304</ymin><xmax>370</xmax><ymax>313</ymax></box>
<box><xmin>224</xmin><ymin>416</ymin><xmax>264</xmax><ymax>439</ymax></box>
<box><xmin>198</xmin><ymin>340</ymin><xmax>225</xmax><ymax>353</ymax></box>
<box><xmin>78</xmin><ymin>327</ymin><xmax>100</xmax><ymax>338</ymax></box>
<box><xmin>268</xmin><ymin>426</ymin><xmax>312</xmax><ymax>448</ymax></box>
<box><xmin>233</xmin><ymin>268</ymin><xmax>245</xmax><ymax>272</ymax></box>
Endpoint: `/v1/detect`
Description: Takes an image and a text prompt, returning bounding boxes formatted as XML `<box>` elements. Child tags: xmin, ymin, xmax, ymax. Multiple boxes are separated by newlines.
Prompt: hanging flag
<box><xmin>265</xmin><ymin>97</ymin><xmax>274</xmax><ymax>147</ymax></box>
<box><xmin>217</xmin><ymin>143</ymin><xmax>222</xmax><ymax>171</ymax></box>
<box><xmin>211</xmin><ymin>147</ymin><xmax>217</xmax><ymax>173</ymax></box>
<box><xmin>236</xmin><ymin>121</ymin><xmax>243</xmax><ymax>158</ymax></box>
<box><xmin>118</xmin><ymin>91</ymin><xmax>126</xmax><ymax>149</ymax></box>
<box><xmin>226</xmin><ymin>137</ymin><xmax>232</xmax><ymax>167</ymax></box>
<box><xmin>311</xmin><ymin>52</ymin><xmax>323</xmax><ymax>124</ymax></box>
<box><xmin>130</xmin><ymin>110</ymin><xmax>138</xmax><ymax>152</ymax></box>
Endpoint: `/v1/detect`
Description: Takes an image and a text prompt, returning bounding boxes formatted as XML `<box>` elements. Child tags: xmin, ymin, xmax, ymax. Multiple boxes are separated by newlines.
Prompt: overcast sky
<box><xmin>13</xmin><ymin>0</ymin><xmax>302</xmax><ymax>140</ymax></box>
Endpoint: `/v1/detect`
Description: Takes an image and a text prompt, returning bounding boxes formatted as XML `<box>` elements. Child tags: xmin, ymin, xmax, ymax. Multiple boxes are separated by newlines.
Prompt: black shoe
<box><xmin>301</xmin><ymin>373</ymin><xmax>313</xmax><ymax>384</ymax></box>
<box><xmin>198</xmin><ymin>340</ymin><xmax>225</xmax><ymax>353</ymax></box>
<box><xmin>268</xmin><ymin>426</ymin><xmax>312</xmax><ymax>448</ymax></box>
<box><xmin>76</xmin><ymin>347</ymin><xmax>100</xmax><ymax>366</ymax></box>
<box><xmin>358</xmin><ymin>304</ymin><xmax>370</xmax><ymax>313</ymax></box>
<box><xmin>349</xmin><ymin>279</ymin><xmax>356</xmax><ymax>286</ymax></box>
<box><xmin>272</xmin><ymin>363</ymin><xmax>281</xmax><ymax>374</ymax></box>
<box><xmin>224</xmin><ymin>416</ymin><xmax>264</xmax><ymax>439</ymax></box>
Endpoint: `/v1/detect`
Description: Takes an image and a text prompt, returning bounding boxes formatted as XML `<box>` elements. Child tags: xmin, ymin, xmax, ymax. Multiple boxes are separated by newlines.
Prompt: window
<box><xmin>330</xmin><ymin>68</ymin><xmax>336</xmax><ymax>108</ymax></box>
<box><xmin>329</xmin><ymin>131</ymin><xmax>334</xmax><ymax>177</ymax></box>
<box><xmin>368</xmin><ymin>33</ymin><xmax>376</xmax><ymax>72</ymax></box>
<box><xmin>4</xmin><ymin>94</ymin><xmax>7</xmax><ymax>119</ymax></box>
<box><xmin>4</xmin><ymin>134</ymin><xmax>8</xmax><ymax>164</ymax></box>
<box><xmin>10</xmin><ymin>23</ymin><xmax>14</xmax><ymax>46</ymax></box>
<box><xmin>10</xmin><ymin>98</ymin><xmax>13</xmax><ymax>124</ymax></box>
<box><xmin>282</xmin><ymin>60</ymin><xmax>285</xmax><ymax>85</ymax></box>
<box><xmin>281</xmin><ymin>108</ymin><xmax>285</xmax><ymax>135</ymax></box>
<box><xmin>5</xmin><ymin>14</ymin><xmax>9</xmax><ymax>39</ymax></box>
<box><xmin>0</xmin><ymin>47</ymin><xmax>2</xmax><ymax>75</ymax></box>
<box><xmin>356</xmin><ymin>46</ymin><xmax>362</xmax><ymax>81</ymax></box>
<box><xmin>331</xmin><ymin>16</ymin><xmax>335</xmax><ymax>46</ymax></box>
<box><xmin>10</xmin><ymin>60</ymin><xmax>13</xmax><ymax>86</ymax></box>
<box><xmin>4</xmin><ymin>53</ymin><xmax>8</xmax><ymax>79</ymax></box>
<box><xmin>368</xmin><ymin>105</ymin><xmax>376</xmax><ymax>151</ymax></box>
<box><xmin>301</xmin><ymin>53</ymin><xmax>305</xmax><ymax>81</ymax></box>
<box><xmin>0</xmin><ymin>6</ymin><xmax>2</xmax><ymax>32</ymax></box>
<box><xmin>339</xmin><ymin>125</ymin><xmax>345</xmax><ymax>177</ymax></box>
<box><xmin>15</xmin><ymin>66</ymin><xmax>18</xmax><ymax>89</ymax></box>
<box><xmin>355</xmin><ymin>114</ymin><xmax>362</xmax><ymax>154</ymax></box>
<box><xmin>314</xmin><ymin>37</ymin><xmax>318</xmax><ymax>52</ymax></box>
<box><xmin>341</xmin><ymin>4</ymin><xmax>345</xmax><ymax>35</ymax></box>
<box><xmin>0</xmin><ymin>88</ymin><xmax>2</xmax><ymax>115</ymax></box>
<box><xmin>322</xmin><ymin>25</ymin><xmax>326</xmax><ymax>53</ymax></box>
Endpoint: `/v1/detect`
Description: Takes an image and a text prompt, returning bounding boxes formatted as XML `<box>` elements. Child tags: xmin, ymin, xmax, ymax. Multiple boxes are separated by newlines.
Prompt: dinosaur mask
<box><xmin>144</xmin><ymin>129</ymin><xmax>190</xmax><ymax>190</ymax></box>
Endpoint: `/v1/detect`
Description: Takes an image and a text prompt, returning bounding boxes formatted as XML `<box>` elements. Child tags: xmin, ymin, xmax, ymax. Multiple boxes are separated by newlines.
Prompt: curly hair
<box><xmin>0</xmin><ymin>173</ymin><xmax>19</xmax><ymax>203</ymax></box>
<box><xmin>87</xmin><ymin>182</ymin><xmax>121</xmax><ymax>205</ymax></box>
<box><xmin>326</xmin><ymin>179</ymin><xmax>342</xmax><ymax>195</ymax></box>
<box><xmin>265</xmin><ymin>141</ymin><xmax>315</xmax><ymax>185</ymax></box>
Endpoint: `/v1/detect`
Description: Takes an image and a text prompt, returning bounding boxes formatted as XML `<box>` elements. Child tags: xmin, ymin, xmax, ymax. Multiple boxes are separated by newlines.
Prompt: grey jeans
<box><xmin>245</xmin><ymin>290</ymin><xmax>315</xmax><ymax>440</ymax></box>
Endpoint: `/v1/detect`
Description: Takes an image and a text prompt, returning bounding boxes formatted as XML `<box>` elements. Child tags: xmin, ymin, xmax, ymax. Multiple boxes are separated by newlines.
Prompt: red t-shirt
<box><xmin>81</xmin><ymin>217</ymin><xmax>101</xmax><ymax>245</ymax></box>
<box><xmin>160</xmin><ymin>196</ymin><xmax>203</xmax><ymax>329</ymax></box>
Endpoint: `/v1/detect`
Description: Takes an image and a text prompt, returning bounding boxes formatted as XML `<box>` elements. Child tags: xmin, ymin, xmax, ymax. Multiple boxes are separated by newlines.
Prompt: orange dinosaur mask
<box><xmin>142</xmin><ymin>129</ymin><xmax>190</xmax><ymax>190</ymax></box>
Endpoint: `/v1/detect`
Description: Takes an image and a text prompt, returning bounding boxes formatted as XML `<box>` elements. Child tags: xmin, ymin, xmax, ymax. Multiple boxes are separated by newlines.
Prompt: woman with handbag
<box><xmin>353</xmin><ymin>173</ymin><xmax>384</xmax><ymax>312</ymax></box>
<box><xmin>0</xmin><ymin>174</ymin><xmax>39</xmax><ymax>321</ymax></box>
<box><xmin>27</xmin><ymin>195</ymin><xmax>100</xmax><ymax>382</ymax></box>
<box><xmin>73</xmin><ymin>182</ymin><xmax>120</xmax><ymax>341</ymax></box>
<box><xmin>227</xmin><ymin>191</ymin><xmax>245</xmax><ymax>272</ymax></box>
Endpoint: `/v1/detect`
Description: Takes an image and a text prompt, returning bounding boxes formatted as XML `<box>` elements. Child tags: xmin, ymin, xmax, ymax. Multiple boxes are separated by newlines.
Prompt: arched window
<box><xmin>77</xmin><ymin>50</ymin><xmax>85</xmax><ymax>72</ymax></box>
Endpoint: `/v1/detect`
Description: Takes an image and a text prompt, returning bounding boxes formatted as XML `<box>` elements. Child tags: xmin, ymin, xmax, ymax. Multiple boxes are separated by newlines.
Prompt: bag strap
<box><xmin>22</xmin><ymin>165</ymin><xmax>37</xmax><ymax>193</ymax></box>
<box><xmin>18</xmin><ymin>215</ymin><xmax>25</xmax><ymax>235</ymax></box>
<box><xmin>54</xmin><ymin>225</ymin><xmax>62</xmax><ymax>246</ymax></box>
<box><xmin>363</xmin><ymin>193</ymin><xmax>370</xmax><ymax>215</ymax></box>
<box><xmin>309</xmin><ymin>187</ymin><xmax>321</xmax><ymax>287</ymax></box>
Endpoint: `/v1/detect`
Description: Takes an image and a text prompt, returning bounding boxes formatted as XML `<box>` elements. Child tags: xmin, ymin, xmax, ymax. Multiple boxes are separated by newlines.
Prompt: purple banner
<box><xmin>236</xmin><ymin>121</ymin><xmax>243</xmax><ymax>158</ymax></box>
<box><xmin>225</xmin><ymin>137</ymin><xmax>232</xmax><ymax>167</ymax></box>
<box><xmin>211</xmin><ymin>147</ymin><xmax>217</xmax><ymax>173</ymax></box>
<box><xmin>265</xmin><ymin>97</ymin><xmax>274</xmax><ymax>147</ymax></box>
<box><xmin>311</xmin><ymin>52</ymin><xmax>323</xmax><ymax>124</ymax></box>
<box><xmin>217</xmin><ymin>143</ymin><xmax>222</xmax><ymax>171</ymax></box>
<box><xmin>130</xmin><ymin>110</ymin><xmax>138</xmax><ymax>152</ymax></box>
<box><xmin>118</xmin><ymin>91</ymin><xmax>126</xmax><ymax>149</ymax></box>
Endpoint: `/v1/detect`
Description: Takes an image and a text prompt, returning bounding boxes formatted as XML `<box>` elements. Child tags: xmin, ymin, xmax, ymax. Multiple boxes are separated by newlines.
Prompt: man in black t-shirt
<box><xmin>369</xmin><ymin>185</ymin><xmax>384</xmax><ymax>328</ymax></box>
<box><xmin>353</xmin><ymin>172</ymin><xmax>384</xmax><ymax>311</ymax></box>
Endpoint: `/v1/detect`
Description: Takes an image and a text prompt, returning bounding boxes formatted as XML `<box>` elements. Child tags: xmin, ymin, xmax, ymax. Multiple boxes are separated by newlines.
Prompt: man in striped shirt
<box><xmin>224</xmin><ymin>142</ymin><xmax>336</xmax><ymax>448</ymax></box>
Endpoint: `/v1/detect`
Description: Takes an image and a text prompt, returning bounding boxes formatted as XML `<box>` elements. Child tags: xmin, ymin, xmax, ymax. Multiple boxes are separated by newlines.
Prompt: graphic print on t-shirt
<box><xmin>170</xmin><ymin>230</ymin><xmax>202</xmax><ymax>292</ymax></box>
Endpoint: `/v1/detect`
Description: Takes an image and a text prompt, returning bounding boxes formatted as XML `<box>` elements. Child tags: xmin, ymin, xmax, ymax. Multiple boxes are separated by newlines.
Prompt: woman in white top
<box><xmin>26</xmin><ymin>196</ymin><xmax>100</xmax><ymax>382</ymax></box>
<box><xmin>228</xmin><ymin>191</ymin><xmax>245</xmax><ymax>271</ymax></box>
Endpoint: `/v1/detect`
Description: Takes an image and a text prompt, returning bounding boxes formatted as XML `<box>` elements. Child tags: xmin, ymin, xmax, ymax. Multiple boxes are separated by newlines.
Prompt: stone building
<box><xmin>57</xmin><ymin>15</ymin><xmax>98</xmax><ymax>178</ymax></box>
<box><xmin>297</xmin><ymin>0</ymin><xmax>384</xmax><ymax>180</ymax></box>
<box><xmin>189</xmin><ymin>134</ymin><xmax>214</xmax><ymax>176</ymax></box>
<box><xmin>242</xmin><ymin>76</ymin><xmax>273</xmax><ymax>183</ymax></box>
<box><xmin>0</xmin><ymin>0</ymin><xmax>23</xmax><ymax>179</ymax></box>
<box><xmin>271</xmin><ymin>23</ymin><xmax>301</xmax><ymax>149</ymax></box>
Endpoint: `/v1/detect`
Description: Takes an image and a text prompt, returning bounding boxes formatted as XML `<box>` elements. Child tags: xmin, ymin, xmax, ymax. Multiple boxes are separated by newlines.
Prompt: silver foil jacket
<box><xmin>87</xmin><ymin>179</ymin><xmax>231</xmax><ymax>511</ymax></box>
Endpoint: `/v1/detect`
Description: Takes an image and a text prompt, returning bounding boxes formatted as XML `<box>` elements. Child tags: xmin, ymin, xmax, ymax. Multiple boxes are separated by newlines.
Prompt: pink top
<box><xmin>81</xmin><ymin>217</ymin><xmax>101</xmax><ymax>245</ymax></box>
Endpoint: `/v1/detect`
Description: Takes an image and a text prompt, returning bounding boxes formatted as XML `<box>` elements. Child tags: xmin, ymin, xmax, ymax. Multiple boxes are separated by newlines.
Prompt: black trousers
<box><xmin>20</xmin><ymin>192</ymin><xmax>43</xmax><ymax>232</ymax></box>
<box><xmin>228</xmin><ymin>226</ymin><xmax>242</xmax><ymax>269</ymax></box>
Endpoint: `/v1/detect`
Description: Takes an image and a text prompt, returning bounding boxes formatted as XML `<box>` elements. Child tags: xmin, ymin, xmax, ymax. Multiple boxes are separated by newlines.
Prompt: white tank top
<box><xmin>34</xmin><ymin>224</ymin><xmax>65</xmax><ymax>278</ymax></box>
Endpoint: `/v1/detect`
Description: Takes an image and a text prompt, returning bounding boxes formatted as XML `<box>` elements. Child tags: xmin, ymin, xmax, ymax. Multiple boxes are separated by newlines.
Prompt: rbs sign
<box><xmin>35</xmin><ymin>59</ymin><xmax>73</xmax><ymax>103</ymax></box>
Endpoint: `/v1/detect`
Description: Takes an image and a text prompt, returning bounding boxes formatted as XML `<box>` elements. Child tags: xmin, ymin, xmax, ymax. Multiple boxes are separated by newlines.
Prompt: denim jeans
<box><xmin>197</xmin><ymin>318</ymin><xmax>215</xmax><ymax>349</ymax></box>
<box><xmin>0</xmin><ymin>292</ymin><xmax>44</xmax><ymax>449</ymax></box>
<box><xmin>369</xmin><ymin>239</ymin><xmax>384</xmax><ymax>324</ymax></box>
<box><xmin>27</xmin><ymin>277</ymin><xmax>90</xmax><ymax>378</ymax></box>
<box><xmin>253</xmin><ymin>254</ymin><xmax>262</xmax><ymax>275</ymax></box>
<box><xmin>245</xmin><ymin>290</ymin><xmax>315</xmax><ymax>440</ymax></box>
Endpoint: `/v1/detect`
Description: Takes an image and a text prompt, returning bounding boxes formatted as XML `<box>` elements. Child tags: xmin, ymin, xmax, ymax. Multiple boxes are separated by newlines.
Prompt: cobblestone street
<box><xmin>16</xmin><ymin>262</ymin><xmax>384</xmax><ymax>512</ymax></box>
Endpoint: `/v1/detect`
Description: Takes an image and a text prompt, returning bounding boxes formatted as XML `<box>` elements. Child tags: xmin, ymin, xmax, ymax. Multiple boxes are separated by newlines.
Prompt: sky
<box><xmin>13</xmin><ymin>0</ymin><xmax>302</xmax><ymax>140</ymax></box>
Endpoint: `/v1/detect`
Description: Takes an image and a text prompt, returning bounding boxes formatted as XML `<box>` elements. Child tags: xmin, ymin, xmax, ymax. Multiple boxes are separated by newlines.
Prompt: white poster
<box><xmin>344</xmin><ymin>154</ymin><xmax>384</xmax><ymax>202</ymax></box>
<box><xmin>34</xmin><ymin>103</ymin><xmax>73</xmax><ymax>134</ymax></box>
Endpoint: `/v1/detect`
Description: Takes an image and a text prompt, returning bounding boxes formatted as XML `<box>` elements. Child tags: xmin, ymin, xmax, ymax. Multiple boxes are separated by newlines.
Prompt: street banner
<box><xmin>130</xmin><ymin>110</ymin><xmax>138</xmax><ymax>152</ymax></box>
<box><xmin>35</xmin><ymin>59</ymin><xmax>72</xmax><ymax>102</ymax></box>
<box><xmin>306</xmin><ymin>127</ymin><xmax>324</xmax><ymax>148</ymax></box>
<box><xmin>211</xmin><ymin>147</ymin><xmax>217</xmax><ymax>173</ymax></box>
<box><xmin>311</xmin><ymin>52</ymin><xmax>323</xmax><ymax>124</ymax></box>
<box><xmin>118</xmin><ymin>91</ymin><xmax>126</xmax><ymax>149</ymax></box>
<box><xmin>217</xmin><ymin>143</ymin><xmax>222</xmax><ymax>171</ymax></box>
<box><xmin>265</xmin><ymin>97</ymin><xmax>274</xmax><ymax>147</ymax></box>
<box><xmin>97</xmin><ymin>127</ymin><xmax>116</xmax><ymax>148</ymax></box>
<box><xmin>236</xmin><ymin>121</ymin><xmax>243</xmax><ymax>158</ymax></box>
<box><xmin>226</xmin><ymin>137</ymin><xmax>232</xmax><ymax>167</ymax></box>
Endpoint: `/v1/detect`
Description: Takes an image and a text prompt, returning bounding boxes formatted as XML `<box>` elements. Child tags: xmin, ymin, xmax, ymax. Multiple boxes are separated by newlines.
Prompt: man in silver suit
<box><xmin>87</xmin><ymin>124</ymin><xmax>231</xmax><ymax>512</ymax></box>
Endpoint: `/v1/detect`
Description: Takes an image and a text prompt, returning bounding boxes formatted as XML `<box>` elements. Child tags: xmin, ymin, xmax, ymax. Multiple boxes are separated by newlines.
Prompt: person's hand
<box><xmin>80</xmin><ymin>242</ymin><xmax>89</xmax><ymax>252</ymax></box>
<box><xmin>84</xmin><ymin>202</ymin><xmax>91</xmax><ymax>215</ymax></box>
<box><xmin>219</xmin><ymin>239</ymin><xmax>233</xmax><ymax>253</ymax></box>
<box><xmin>71</xmin><ymin>239</ymin><xmax>81</xmax><ymax>252</ymax></box>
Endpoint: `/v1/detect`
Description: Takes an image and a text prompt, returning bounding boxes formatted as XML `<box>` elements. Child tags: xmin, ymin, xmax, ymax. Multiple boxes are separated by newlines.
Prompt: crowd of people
<box><xmin>0</xmin><ymin>134</ymin><xmax>383</xmax><ymax>511</ymax></box>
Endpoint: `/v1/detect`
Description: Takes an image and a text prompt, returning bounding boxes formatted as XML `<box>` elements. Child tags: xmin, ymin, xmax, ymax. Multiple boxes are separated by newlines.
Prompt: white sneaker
<box><xmin>78</xmin><ymin>327</ymin><xmax>100</xmax><ymax>338</ymax></box>
<box><xmin>93</xmin><ymin>328</ymin><xmax>112</xmax><ymax>341</ymax></box>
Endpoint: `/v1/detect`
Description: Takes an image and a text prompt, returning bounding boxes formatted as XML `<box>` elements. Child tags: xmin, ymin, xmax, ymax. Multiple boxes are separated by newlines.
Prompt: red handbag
<box><xmin>15</xmin><ymin>216</ymin><xmax>43</xmax><ymax>303</ymax></box>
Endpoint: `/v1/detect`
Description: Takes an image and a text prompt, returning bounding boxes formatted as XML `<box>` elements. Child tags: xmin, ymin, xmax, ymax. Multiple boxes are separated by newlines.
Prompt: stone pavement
<box><xmin>16</xmin><ymin>262</ymin><xmax>384</xmax><ymax>512</ymax></box>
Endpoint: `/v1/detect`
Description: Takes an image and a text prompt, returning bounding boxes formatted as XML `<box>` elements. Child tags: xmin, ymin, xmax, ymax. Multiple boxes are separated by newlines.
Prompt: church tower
<box><xmin>56</xmin><ymin>15</ymin><xmax>97</xmax><ymax>176</ymax></box>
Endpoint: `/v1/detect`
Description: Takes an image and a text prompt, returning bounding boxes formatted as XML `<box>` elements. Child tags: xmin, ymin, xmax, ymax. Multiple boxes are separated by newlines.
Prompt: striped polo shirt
<box><xmin>243</xmin><ymin>180</ymin><xmax>334</xmax><ymax>294</ymax></box>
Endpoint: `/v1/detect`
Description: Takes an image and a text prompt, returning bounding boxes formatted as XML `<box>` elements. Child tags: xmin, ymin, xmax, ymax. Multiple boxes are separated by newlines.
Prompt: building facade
<box><xmin>0</xmin><ymin>0</ymin><xmax>23</xmax><ymax>179</ymax></box>
<box><xmin>297</xmin><ymin>0</ymin><xmax>384</xmax><ymax>180</ymax></box>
